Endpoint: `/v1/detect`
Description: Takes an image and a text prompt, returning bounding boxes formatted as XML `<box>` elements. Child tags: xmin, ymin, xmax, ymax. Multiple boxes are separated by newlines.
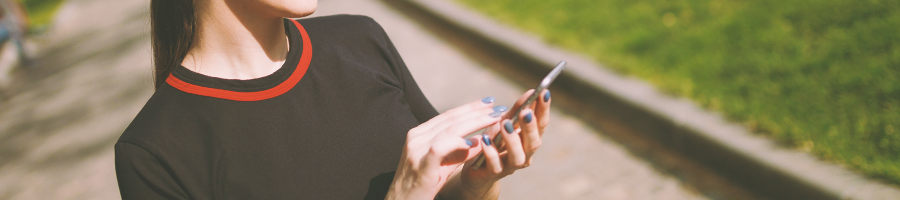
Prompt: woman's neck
<box><xmin>182</xmin><ymin>0</ymin><xmax>289</xmax><ymax>80</ymax></box>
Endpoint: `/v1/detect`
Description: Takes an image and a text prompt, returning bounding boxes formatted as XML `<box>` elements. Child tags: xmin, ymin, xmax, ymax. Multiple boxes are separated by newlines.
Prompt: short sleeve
<box><xmin>115</xmin><ymin>142</ymin><xmax>189</xmax><ymax>200</ymax></box>
<box><xmin>364</xmin><ymin>17</ymin><xmax>439</xmax><ymax>123</ymax></box>
<box><xmin>391</xmin><ymin>47</ymin><xmax>440</xmax><ymax>123</ymax></box>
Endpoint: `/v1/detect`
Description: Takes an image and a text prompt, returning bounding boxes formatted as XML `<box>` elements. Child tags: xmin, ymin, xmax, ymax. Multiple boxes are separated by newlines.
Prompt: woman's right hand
<box><xmin>385</xmin><ymin>97</ymin><xmax>506</xmax><ymax>200</ymax></box>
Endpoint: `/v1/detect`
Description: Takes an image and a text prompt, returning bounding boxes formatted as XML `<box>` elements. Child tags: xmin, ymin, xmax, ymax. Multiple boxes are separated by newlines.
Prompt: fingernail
<box><xmin>543</xmin><ymin>91</ymin><xmax>551</xmax><ymax>102</ymax></box>
<box><xmin>481</xmin><ymin>96</ymin><xmax>495</xmax><ymax>104</ymax></box>
<box><xmin>465</xmin><ymin>138</ymin><xmax>473</xmax><ymax>147</ymax></box>
<box><xmin>524</xmin><ymin>113</ymin><xmax>533</xmax><ymax>123</ymax></box>
<box><xmin>488</xmin><ymin>106</ymin><xmax>508</xmax><ymax>118</ymax></box>
<box><xmin>489</xmin><ymin>111</ymin><xmax>502</xmax><ymax>118</ymax></box>
<box><xmin>493</xmin><ymin>106</ymin><xmax>508</xmax><ymax>112</ymax></box>
<box><xmin>482</xmin><ymin>134</ymin><xmax>492</xmax><ymax>146</ymax></box>
<box><xmin>504</xmin><ymin>121</ymin><xmax>514</xmax><ymax>134</ymax></box>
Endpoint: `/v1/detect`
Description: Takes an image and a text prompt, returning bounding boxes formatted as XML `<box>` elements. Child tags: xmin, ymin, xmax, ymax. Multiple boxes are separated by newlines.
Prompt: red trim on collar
<box><xmin>166</xmin><ymin>19</ymin><xmax>312</xmax><ymax>101</ymax></box>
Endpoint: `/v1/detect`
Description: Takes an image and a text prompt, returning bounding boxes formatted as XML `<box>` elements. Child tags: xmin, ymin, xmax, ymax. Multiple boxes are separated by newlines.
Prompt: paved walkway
<box><xmin>0</xmin><ymin>0</ymin><xmax>706</xmax><ymax>199</ymax></box>
<box><xmin>0</xmin><ymin>0</ymin><xmax>150</xmax><ymax>198</ymax></box>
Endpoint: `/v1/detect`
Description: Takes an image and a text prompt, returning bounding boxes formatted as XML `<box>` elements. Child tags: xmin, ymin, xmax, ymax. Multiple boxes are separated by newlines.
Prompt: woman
<box><xmin>114</xmin><ymin>0</ymin><xmax>552</xmax><ymax>199</ymax></box>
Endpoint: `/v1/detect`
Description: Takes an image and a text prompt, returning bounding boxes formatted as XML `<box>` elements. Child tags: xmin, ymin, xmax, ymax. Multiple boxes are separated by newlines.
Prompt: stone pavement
<box><xmin>0</xmin><ymin>0</ymin><xmax>706</xmax><ymax>199</ymax></box>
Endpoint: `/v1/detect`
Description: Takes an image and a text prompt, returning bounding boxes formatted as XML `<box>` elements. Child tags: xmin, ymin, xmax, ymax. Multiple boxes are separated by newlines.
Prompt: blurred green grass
<box><xmin>455</xmin><ymin>0</ymin><xmax>900</xmax><ymax>185</ymax></box>
<box><xmin>21</xmin><ymin>0</ymin><xmax>66</xmax><ymax>27</ymax></box>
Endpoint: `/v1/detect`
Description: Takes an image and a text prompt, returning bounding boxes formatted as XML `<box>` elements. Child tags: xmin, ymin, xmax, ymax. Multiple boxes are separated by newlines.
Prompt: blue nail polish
<box><xmin>493</xmin><ymin>106</ymin><xmax>508</xmax><ymax>113</ymax></box>
<box><xmin>482</xmin><ymin>134</ymin><xmax>492</xmax><ymax>146</ymax></box>
<box><xmin>466</xmin><ymin>139</ymin><xmax>473</xmax><ymax>147</ymax></box>
<box><xmin>524</xmin><ymin>113</ymin><xmax>533</xmax><ymax>123</ymax></box>
<box><xmin>543</xmin><ymin>91</ymin><xmax>551</xmax><ymax>102</ymax></box>
<box><xmin>481</xmin><ymin>96</ymin><xmax>495</xmax><ymax>104</ymax></box>
<box><xmin>504</xmin><ymin>121</ymin><xmax>514</xmax><ymax>134</ymax></box>
<box><xmin>489</xmin><ymin>111</ymin><xmax>502</xmax><ymax>118</ymax></box>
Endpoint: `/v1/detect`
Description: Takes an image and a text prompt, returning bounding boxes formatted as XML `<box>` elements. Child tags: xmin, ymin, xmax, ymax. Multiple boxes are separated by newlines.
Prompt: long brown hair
<box><xmin>150</xmin><ymin>0</ymin><xmax>196</xmax><ymax>89</ymax></box>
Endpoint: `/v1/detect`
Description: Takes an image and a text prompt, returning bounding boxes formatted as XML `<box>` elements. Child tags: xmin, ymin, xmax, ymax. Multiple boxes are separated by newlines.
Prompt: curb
<box><xmin>383</xmin><ymin>0</ymin><xmax>900</xmax><ymax>199</ymax></box>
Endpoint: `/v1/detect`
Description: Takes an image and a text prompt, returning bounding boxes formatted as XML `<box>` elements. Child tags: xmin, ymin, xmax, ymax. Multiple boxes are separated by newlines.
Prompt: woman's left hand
<box><xmin>439</xmin><ymin>89</ymin><xmax>552</xmax><ymax>199</ymax></box>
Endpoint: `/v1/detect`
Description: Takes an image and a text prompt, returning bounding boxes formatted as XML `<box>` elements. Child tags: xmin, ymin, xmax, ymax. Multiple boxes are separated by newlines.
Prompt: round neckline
<box><xmin>165</xmin><ymin>18</ymin><xmax>312</xmax><ymax>101</ymax></box>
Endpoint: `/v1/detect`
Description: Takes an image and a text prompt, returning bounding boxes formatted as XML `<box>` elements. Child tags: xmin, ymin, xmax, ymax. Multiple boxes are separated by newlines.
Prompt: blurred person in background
<box><xmin>114</xmin><ymin>0</ymin><xmax>554</xmax><ymax>199</ymax></box>
<box><xmin>0</xmin><ymin>0</ymin><xmax>28</xmax><ymax>66</ymax></box>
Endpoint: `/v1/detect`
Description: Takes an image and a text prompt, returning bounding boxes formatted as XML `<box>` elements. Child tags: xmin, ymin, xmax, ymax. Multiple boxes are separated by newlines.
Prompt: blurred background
<box><xmin>0</xmin><ymin>0</ymin><xmax>896</xmax><ymax>199</ymax></box>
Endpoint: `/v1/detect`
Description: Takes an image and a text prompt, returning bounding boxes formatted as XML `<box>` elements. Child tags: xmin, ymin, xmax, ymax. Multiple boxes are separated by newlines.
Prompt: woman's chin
<box><xmin>278</xmin><ymin>1</ymin><xmax>318</xmax><ymax>18</ymax></box>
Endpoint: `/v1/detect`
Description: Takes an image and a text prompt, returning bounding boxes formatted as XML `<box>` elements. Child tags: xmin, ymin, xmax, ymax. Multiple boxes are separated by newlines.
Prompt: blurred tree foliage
<box><xmin>456</xmin><ymin>0</ymin><xmax>900</xmax><ymax>184</ymax></box>
<box><xmin>20</xmin><ymin>0</ymin><xmax>66</xmax><ymax>27</ymax></box>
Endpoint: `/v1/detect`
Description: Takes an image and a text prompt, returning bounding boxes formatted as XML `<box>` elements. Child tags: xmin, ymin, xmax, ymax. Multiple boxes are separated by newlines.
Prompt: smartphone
<box><xmin>471</xmin><ymin>60</ymin><xmax>566</xmax><ymax>170</ymax></box>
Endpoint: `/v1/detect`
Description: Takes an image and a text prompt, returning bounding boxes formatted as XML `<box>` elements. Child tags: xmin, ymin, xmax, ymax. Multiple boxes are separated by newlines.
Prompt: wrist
<box><xmin>385</xmin><ymin>185</ymin><xmax>438</xmax><ymax>200</ymax></box>
<box><xmin>461</xmin><ymin>179</ymin><xmax>499</xmax><ymax>200</ymax></box>
<box><xmin>439</xmin><ymin>177</ymin><xmax>499</xmax><ymax>200</ymax></box>
<box><xmin>385</xmin><ymin>172</ymin><xmax>440</xmax><ymax>200</ymax></box>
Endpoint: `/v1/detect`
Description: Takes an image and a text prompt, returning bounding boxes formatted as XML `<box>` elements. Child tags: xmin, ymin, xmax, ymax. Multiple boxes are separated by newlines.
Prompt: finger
<box><xmin>430</xmin><ymin>106</ymin><xmax>504</xmax><ymax>139</ymax></box>
<box><xmin>519</xmin><ymin>109</ymin><xmax>541</xmax><ymax>159</ymax></box>
<box><xmin>462</xmin><ymin>136</ymin><xmax>485</xmax><ymax>161</ymax></box>
<box><xmin>431</xmin><ymin>102</ymin><xmax>505</xmax><ymax>132</ymax></box>
<box><xmin>477</xmin><ymin>120</ymin><xmax>509</xmax><ymax>155</ymax></box>
<box><xmin>482</xmin><ymin>119</ymin><xmax>502</xmax><ymax>138</ymax></box>
<box><xmin>428</xmin><ymin>137</ymin><xmax>477</xmax><ymax>166</ymax></box>
<box><xmin>535</xmin><ymin>90</ymin><xmax>551</xmax><ymax>135</ymax></box>
<box><xmin>527</xmin><ymin>90</ymin><xmax>539</xmax><ymax>111</ymax></box>
<box><xmin>417</xmin><ymin>97</ymin><xmax>497</xmax><ymax>133</ymax></box>
<box><xmin>500</xmin><ymin>120</ymin><xmax>526</xmax><ymax>168</ymax></box>
<box><xmin>460</xmin><ymin>135</ymin><xmax>488</xmax><ymax>171</ymax></box>
<box><xmin>479</xmin><ymin>121</ymin><xmax>502</xmax><ymax>144</ymax></box>
<box><xmin>504</xmin><ymin>89</ymin><xmax>536</xmax><ymax>120</ymax></box>
<box><xmin>419</xmin><ymin>97</ymin><xmax>496</xmax><ymax>134</ymax></box>
<box><xmin>480</xmin><ymin>134</ymin><xmax>504</xmax><ymax>174</ymax></box>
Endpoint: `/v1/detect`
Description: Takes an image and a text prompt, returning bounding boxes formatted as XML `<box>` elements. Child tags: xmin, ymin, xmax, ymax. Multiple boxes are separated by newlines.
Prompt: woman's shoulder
<box><xmin>293</xmin><ymin>14</ymin><xmax>390</xmax><ymax>42</ymax></box>
<box><xmin>116</xmin><ymin>85</ymin><xmax>200</xmax><ymax>146</ymax></box>
<box><xmin>296</xmin><ymin>14</ymin><xmax>380</xmax><ymax>24</ymax></box>
<box><xmin>295</xmin><ymin>14</ymin><xmax>384</xmax><ymax>32</ymax></box>
<box><xmin>292</xmin><ymin>14</ymin><xmax>411</xmax><ymax>85</ymax></box>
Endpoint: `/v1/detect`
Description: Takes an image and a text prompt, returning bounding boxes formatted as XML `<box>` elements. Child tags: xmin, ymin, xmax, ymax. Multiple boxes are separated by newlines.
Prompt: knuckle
<box><xmin>532</xmin><ymin>141</ymin><xmax>542</xmax><ymax>150</ymax></box>
<box><xmin>492</xmin><ymin>167</ymin><xmax>503</xmax><ymax>174</ymax></box>
<box><xmin>428</xmin><ymin>145</ymin><xmax>439</xmax><ymax>154</ymax></box>
<box><xmin>514</xmin><ymin>158</ymin><xmax>526</xmax><ymax>167</ymax></box>
<box><xmin>522</xmin><ymin>125</ymin><xmax>535</xmax><ymax>132</ymax></box>
<box><xmin>405</xmin><ymin>142</ymin><xmax>422</xmax><ymax>150</ymax></box>
<box><xmin>407</xmin><ymin>137</ymin><xmax>423</xmax><ymax>146</ymax></box>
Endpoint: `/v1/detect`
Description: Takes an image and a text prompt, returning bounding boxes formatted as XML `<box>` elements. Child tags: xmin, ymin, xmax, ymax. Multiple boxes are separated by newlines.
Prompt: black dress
<box><xmin>115</xmin><ymin>15</ymin><xmax>439</xmax><ymax>199</ymax></box>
